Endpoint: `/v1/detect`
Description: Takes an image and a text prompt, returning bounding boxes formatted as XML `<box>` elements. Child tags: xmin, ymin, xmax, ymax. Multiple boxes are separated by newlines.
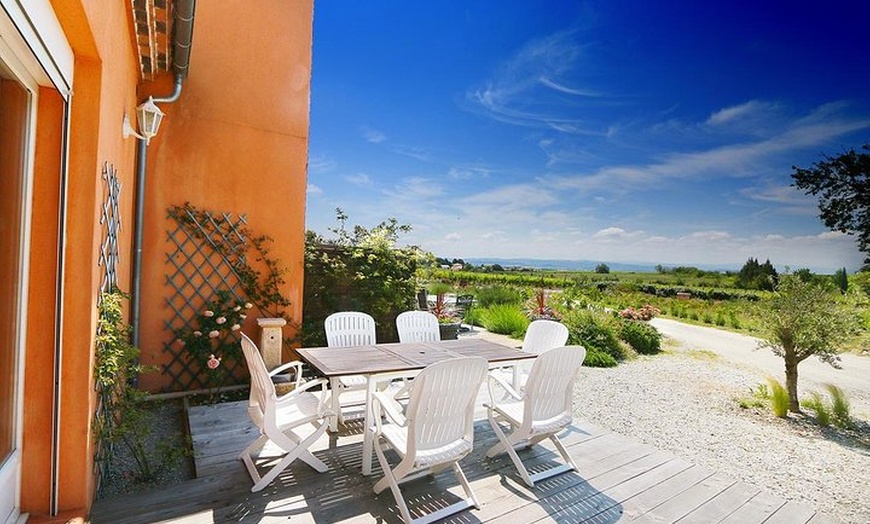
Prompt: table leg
<box><xmin>362</xmin><ymin>374</ymin><xmax>377</xmax><ymax>475</ymax></box>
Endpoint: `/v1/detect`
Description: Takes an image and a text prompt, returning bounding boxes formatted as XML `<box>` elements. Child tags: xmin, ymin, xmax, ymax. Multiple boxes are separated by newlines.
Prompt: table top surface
<box><xmin>297</xmin><ymin>338</ymin><xmax>535</xmax><ymax>377</ymax></box>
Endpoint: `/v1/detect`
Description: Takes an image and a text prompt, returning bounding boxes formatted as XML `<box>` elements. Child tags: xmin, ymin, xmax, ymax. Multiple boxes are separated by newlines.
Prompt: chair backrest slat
<box><xmin>522</xmin><ymin>319</ymin><xmax>569</xmax><ymax>355</ymax></box>
<box><xmin>325</xmin><ymin>311</ymin><xmax>377</xmax><ymax>347</ymax></box>
<box><xmin>523</xmin><ymin>345</ymin><xmax>586</xmax><ymax>424</ymax></box>
<box><xmin>240</xmin><ymin>333</ymin><xmax>277</xmax><ymax>427</ymax></box>
<box><xmin>396</xmin><ymin>310</ymin><xmax>440</xmax><ymax>343</ymax></box>
<box><xmin>405</xmin><ymin>357</ymin><xmax>488</xmax><ymax>453</ymax></box>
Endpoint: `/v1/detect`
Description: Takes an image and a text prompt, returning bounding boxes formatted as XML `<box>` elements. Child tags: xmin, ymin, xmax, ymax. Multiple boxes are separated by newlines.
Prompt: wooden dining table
<box><xmin>296</xmin><ymin>337</ymin><xmax>536</xmax><ymax>475</ymax></box>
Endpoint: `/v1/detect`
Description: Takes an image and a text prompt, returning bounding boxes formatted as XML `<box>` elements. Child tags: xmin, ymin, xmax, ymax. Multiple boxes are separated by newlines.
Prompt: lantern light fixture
<box><xmin>122</xmin><ymin>97</ymin><xmax>165</xmax><ymax>144</ymax></box>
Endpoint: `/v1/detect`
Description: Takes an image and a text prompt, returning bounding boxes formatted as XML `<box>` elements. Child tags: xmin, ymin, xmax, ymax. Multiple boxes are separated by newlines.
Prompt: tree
<box><xmin>832</xmin><ymin>267</ymin><xmax>849</xmax><ymax>293</ymax></box>
<box><xmin>594</xmin><ymin>263</ymin><xmax>610</xmax><ymax>274</ymax></box>
<box><xmin>737</xmin><ymin>257</ymin><xmax>778</xmax><ymax>290</ymax></box>
<box><xmin>792</xmin><ymin>144</ymin><xmax>870</xmax><ymax>266</ymax></box>
<box><xmin>757</xmin><ymin>274</ymin><xmax>857</xmax><ymax>412</ymax></box>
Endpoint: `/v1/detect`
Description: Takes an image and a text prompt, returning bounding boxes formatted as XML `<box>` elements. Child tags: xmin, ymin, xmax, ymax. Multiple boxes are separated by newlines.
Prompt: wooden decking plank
<box><xmin>762</xmin><ymin>500</ymin><xmax>817</xmax><ymax>524</ymax></box>
<box><xmin>617</xmin><ymin>464</ymin><xmax>714</xmax><ymax>520</ymax></box>
<box><xmin>465</xmin><ymin>442</ymin><xmax>658</xmax><ymax>523</ymax></box>
<box><xmin>629</xmin><ymin>470</ymin><xmax>736</xmax><ymax>523</ymax></box>
<box><xmin>674</xmin><ymin>480</ymin><xmax>761</xmax><ymax>524</ymax></box>
<box><xmin>717</xmin><ymin>490</ymin><xmax>787</xmax><ymax>524</ymax></box>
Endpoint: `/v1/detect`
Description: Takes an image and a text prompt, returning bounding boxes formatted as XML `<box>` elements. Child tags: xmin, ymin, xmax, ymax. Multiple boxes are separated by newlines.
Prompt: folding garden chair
<box><xmin>238</xmin><ymin>333</ymin><xmax>332</xmax><ymax>492</ymax></box>
<box><xmin>324</xmin><ymin>311</ymin><xmax>377</xmax><ymax>430</ymax></box>
<box><xmin>486</xmin><ymin>345</ymin><xmax>586</xmax><ymax>487</ymax></box>
<box><xmin>372</xmin><ymin>356</ymin><xmax>489</xmax><ymax>524</ymax></box>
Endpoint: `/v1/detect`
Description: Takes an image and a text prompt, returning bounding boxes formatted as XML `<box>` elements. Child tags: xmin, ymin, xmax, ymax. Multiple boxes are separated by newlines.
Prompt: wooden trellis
<box><xmin>162</xmin><ymin>206</ymin><xmax>250</xmax><ymax>392</ymax></box>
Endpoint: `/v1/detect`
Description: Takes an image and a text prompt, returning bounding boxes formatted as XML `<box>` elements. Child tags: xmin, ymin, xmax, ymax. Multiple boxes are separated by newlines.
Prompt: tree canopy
<box><xmin>791</xmin><ymin>144</ymin><xmax>870</xmax><ymax>266</ymax></box>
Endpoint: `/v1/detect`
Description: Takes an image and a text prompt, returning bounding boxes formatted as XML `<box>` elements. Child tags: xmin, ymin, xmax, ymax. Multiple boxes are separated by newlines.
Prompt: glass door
<box><xmin>0</xmin><ymin>56</ymin><xmax>32</xmax><ymax>524</ymax></box>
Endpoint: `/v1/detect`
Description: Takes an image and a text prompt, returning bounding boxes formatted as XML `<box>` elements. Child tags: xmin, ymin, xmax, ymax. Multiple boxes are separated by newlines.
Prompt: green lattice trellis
<box><xmin>94</xmin><ymin>162</ymin><xmax>122</xmax><ymax>495</ymax></box>
<box><xmin>162</xmin><ymin>206</ymin><xmax>250</xmax><ymax>392</ymax></box>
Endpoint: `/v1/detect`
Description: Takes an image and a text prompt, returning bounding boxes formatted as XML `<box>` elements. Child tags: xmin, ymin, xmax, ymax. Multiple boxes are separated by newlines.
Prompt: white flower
<box><xmin>193</xmin><ymin>331</ymin><xmax>202</xmax><ymax>337</ymax></box>
<box><xmin>239</xmin><ymin>314</ymin><xmax>247</xmax><ymax>320</ymax></box>
<box><xmin>231</xmin><ymin>324</ymin><xmax>241</xmax><ymax>331</ymax></box>
<box><xmin>233</xmin><ymin>305</ymin><xmax>242</xmax><ymax>312</ymax></box>
<box><xmin>244</xmin><ymin>302</ymin><xmax>253</xmax><ymax>309</ymax></box>
<box><xmin>203</xmin><ymin>310</ymin><xmax>214</xmax><ymax>317</ymax></box>
<box><xmin>208</xmin><ymin>330</ymin><xmax>220</xmax><ymax>338</ymax></box>
<box><xmin>216</xmin><ymin>316</ymin><xmax>226</xmax><ymax>325</ymax></box>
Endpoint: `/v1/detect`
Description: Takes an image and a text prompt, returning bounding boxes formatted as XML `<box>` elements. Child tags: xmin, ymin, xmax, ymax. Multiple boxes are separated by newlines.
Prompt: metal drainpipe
<box><xmin>131</xmin><ymin>0</ymin><xmax>196</xmax><ymax>348</ymax></box>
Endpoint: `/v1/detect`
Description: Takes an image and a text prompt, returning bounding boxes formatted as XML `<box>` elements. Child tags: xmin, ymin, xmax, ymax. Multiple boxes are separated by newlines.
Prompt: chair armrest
<box><xmin>373</xmin><ymin>390</ymin><xmax>406</xmax><ymax>428</ymax></box>
<box><xmin>487</xmin><ymin>371</ymin><xmax>523</xmax><ymax>404</ymax></box>
<box><xmin>275</xmin><ymin>377</ymin><xmax>332</xmax><ymax>417</ymax></box>
<box><xmin>269</xmin><ymin>360</ymin><xmax>304</xmax><ymax>388</ymax></box>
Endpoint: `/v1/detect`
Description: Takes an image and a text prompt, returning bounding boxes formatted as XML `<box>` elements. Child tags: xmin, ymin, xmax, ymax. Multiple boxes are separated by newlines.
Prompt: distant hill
<box><xmin>463</xmin><ymin>257</ymin><xmax>738</xmax><ymax>273</ymax></box>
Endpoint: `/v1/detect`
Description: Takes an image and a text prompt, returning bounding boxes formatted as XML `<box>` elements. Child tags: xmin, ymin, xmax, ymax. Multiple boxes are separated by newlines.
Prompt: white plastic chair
<box><xmin>395</xmin><ymin>310</ymin><xmax>440</xmax><ymax>343</ymax></box>
<box><xmin>485</xmin><ymin>345</ymin><xmax>587</xmax><ymax>487</ymax></box>
<box><xmin>238</xmin><ymin>333</ymin><xmax>332</xmax><ymax>492</ymax></box>
<box><xmin>492</xmin><ymin>319</ymin><xmax>570</xmax><ymax>390</ymax></box>
<box><xmin>372</xmin><ymin>356</ymin><xmax>489</xmax><ymax>524</ymax></box>
<box><xmin>324</xmin><ymin>311</ymin><xmax>377</xmax><ymax>430</ymax></box>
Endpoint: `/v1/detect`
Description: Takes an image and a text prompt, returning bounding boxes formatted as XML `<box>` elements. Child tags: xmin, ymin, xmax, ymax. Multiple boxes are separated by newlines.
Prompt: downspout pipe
<box><xmin>131</xmin><ymin>0</ymin><xmax>196</xmax><ymax>348</ymax></box>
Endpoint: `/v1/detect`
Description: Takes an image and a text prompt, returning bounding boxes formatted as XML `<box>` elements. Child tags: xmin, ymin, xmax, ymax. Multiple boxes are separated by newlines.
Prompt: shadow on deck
<box><xmin>91</xmin><ymin>400</ymin><xmax>841</xmax><ymax>524</ymax></box>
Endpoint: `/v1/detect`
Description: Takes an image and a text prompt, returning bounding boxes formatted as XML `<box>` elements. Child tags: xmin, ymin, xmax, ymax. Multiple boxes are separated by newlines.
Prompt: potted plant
<box><xmin>428</xmin><ymin>282</ymin><xmax>461</xmax><ymax>340</ymax></box>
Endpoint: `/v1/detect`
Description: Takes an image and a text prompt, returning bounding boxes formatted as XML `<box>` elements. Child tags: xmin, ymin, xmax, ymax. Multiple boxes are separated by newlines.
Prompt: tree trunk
<box><xmin>784</xmin><ymin>356</ymin><xmax>801</xmax><ymax>413</ymax></box>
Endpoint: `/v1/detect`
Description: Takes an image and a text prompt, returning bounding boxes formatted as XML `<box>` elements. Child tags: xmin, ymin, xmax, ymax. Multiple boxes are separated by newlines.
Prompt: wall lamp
<box><xmin>122</xmin><ymin>97</ymin><xmax>165</xmax><ymax>144</ymax></box>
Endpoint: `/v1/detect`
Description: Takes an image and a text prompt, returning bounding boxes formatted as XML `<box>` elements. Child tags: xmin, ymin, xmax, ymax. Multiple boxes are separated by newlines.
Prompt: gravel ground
<box><xmin>574</xmin><ymin>347</ymin><xmax>870</xmax><ymax>524</ymax></box>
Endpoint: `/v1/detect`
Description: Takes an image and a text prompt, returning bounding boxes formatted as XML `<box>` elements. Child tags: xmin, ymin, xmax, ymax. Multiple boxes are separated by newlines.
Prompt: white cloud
<box><xmin>361</xmin><ymin>126</ymin><xmax>387</xmax><ymax>144</ymax></box>
<box><xmin>308</xmin><ymin>155</ymin><xmax>336</xmax><ymax>173</ymax></box>
<box><xmin>549</xmin><ymin>103</ymin><xmax>870</xmax><ymax>193</ymax></box>
<box><xmin>346</xmin><ymin>173</ymin><xmax>373</xmax><ymax>186</ymax></box>
<box><xmin>306</xmin><ymin>184</ymin><xmax>323</xmax><ymax>195</ymax></box>
<box><xmin>445</xmin><ymin>232</ymin><xmax>462</xmax><ymax>241</ymax></box>
<box><xmin>706</xmin><ymin>100</ymin><xmax>777</xmax><ymax>126</ymax></box>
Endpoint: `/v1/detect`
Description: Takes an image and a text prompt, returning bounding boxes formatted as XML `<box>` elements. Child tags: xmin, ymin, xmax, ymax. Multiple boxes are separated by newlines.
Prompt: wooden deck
<box><xmin>90</xmin><ymin>400</ymin><xmax>842</xmax><ymax>524</ymax></box>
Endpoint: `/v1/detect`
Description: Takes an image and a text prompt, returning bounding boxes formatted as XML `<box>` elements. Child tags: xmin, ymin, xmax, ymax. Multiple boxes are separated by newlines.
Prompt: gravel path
<box><xmin>574</xmin><ymin>345</ymin><xmax>869</xmax><ymax>524</ymax></box>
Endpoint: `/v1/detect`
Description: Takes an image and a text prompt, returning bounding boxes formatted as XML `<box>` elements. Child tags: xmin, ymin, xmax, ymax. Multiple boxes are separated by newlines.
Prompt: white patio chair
<box><xmin>238</xmin><ymin>333</ymin><xmax>332</xmax><ymax>492</ymax></box>
<box><xmin>492</xmin><ymin>319</ymin><xmax>570</xmax><ymax>390</ymax></box>
<box><xmin>485</xmin><ymin>345</ymin><xmax>587</xmax><ymax>487</ymax></box>
<box><xmin>324</xmin><ymin>311</ymin><xmax>377</xmax><ymax>430</ymax></box>
<box><xmin>395</xmin><ymin>310</ymin><xmax>440</xmax><ymax>343</ymax></box>
<box><xmin>372</xmin><ymin>356</ymin><xmax>489</xmax><ymax>524</ymax></box>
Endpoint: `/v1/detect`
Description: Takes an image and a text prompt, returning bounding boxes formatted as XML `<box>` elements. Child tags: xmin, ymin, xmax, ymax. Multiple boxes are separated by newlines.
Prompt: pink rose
<box><xmin>207</xmin><ymin>354</ymin><xmax>221</xmax><ymax>369</ymax></box>
<box><xmin>204</xmin><ymin>310</ymin><xmax>214</xmax><ymax>317</ymax></box>
<box><xmin>216</xmin><ymin>316</ymin><xmax>226</xmax><ymax>324</ymax></box>
<box><xmin>193</xmin><ymin>331</ymin><xmax>202</xmax><ymax>337</ymax></box>
<box><xmin>208</xmin><ymin>330</ymin><xmax>220</xmax><ymax>338</ymax></box>
<box><xmin>231</xmin><ymin>324</ymin><xmax>241</xmax><ymax>331</ymax></box>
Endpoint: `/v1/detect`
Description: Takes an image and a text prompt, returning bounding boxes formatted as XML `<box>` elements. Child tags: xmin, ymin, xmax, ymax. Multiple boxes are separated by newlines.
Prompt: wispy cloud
<box><xmin>345</xmin><ymin>173</ymin><xmax>373</xmax><ymax>186</ymax></box>
<box><xmin>549</xmin><ymin>102</ymin><xmax>870</xmax><ymax>193</ymax></box>
<box><xmin>308</xmin><ymin>155</ymin><xmax>336</xmax><ymax>173</ymax></box>
<box><xmin>361</xmin><ymin>126</ymin><xmax>387</xmax><ymax>143</ymax></box>
<box><xmin>706</xmin><ymin>100</ymin><xmax>778</xmax><ymax>126</ymax></box>
<box><xmin>306</xmin><ymin>184</ymin><xmax>323</xmax><ymax>195</ymax></box>
<box><xmin>465</xmin><ymin>30</ymin><xmax>606</xmax><ymax>134</ymax></box>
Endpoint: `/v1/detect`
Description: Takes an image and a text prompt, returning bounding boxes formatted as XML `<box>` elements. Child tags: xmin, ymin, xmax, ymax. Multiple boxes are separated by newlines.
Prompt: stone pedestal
<box><xmin>257</xmin><ymin>317</ymin><xmax>286</xmax><ymax>370</ymax></box>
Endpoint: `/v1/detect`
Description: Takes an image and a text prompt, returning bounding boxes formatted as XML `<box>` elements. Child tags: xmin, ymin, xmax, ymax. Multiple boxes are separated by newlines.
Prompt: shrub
<box><xmin>582</xmin><ymin>349</ymin><xmax>618</xmax><ymax>367</ymax></box>
<box><xmin>618</xmin><ymin>304</ymin><xmax>660</xmax><ymax>321</ymax></box>
<box><xmin>825</xmin><ymin>384</ymin><xmax>854</xmax><ymax>429</ymax></box>
<box><xmin>802</xmin><ymin>391</ymin><xmax>831</xmax><ymax>427</ymax></box>
<box><xmin>767</xmin><ymin>377</ymin><xmax>789</xmax><ymax>417</ymax></box>
<box><xmin>563</xmin><ymin>310</ymin><xmax>626</xmax><ymax>361</ymax></box>
<box><xmin>480</xmin><ymin>304</ymin><xmax>530</xmax><ymax>338</ymax></box>
<box><xmin>737</xmin><ymin>382</ymin><xmax>769</xmax><ymax>409</ymax></box>
<box><xmin>620</xmin><ymin>320</ymin><xmax>661</xmax><ymax>354</ymax></box>
<box><xmin>476</xmin><ymin>285</ymin><xmax>523</xmax><ymax>307</ymax></box>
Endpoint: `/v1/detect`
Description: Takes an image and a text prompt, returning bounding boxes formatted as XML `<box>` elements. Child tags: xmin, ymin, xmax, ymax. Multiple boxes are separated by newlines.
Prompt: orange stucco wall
<box><xmin>20</xmin><ymin>0</ymin><xmax>140</xmax><ymax>518</ymax></box>
<box><xmin>17</xmin><ymin>0</ymin><xmax>312</xmax><ymax>518</ymax></box>
<box><xmin>137</xmin><ymin>0</ymin><xmax>314</xmax><ymax>391</ymax></box>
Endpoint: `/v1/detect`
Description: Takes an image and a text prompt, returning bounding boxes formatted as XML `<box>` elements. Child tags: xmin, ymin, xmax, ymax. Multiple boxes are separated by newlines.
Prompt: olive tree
<box><xmin>791</xmin><ymin>144</ymin><xmax>870</xmax><ymax>267</ymax></box>
<box><xmin>757</xmin><ymin>274</ymin><xmax>858</xmax><ymax>412</ymax></box>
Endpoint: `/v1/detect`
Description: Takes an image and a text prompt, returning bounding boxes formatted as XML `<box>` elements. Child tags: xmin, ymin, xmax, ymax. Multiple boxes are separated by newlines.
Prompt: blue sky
<box><xmin>306</xmin><ymin>1</ymin><xmax>870</xmax><ymax>273</ymax></box>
